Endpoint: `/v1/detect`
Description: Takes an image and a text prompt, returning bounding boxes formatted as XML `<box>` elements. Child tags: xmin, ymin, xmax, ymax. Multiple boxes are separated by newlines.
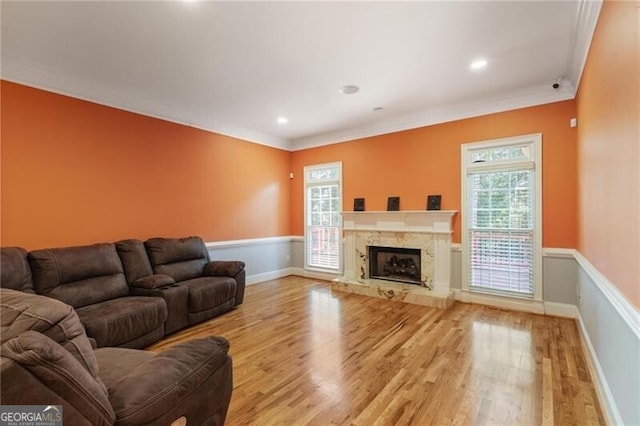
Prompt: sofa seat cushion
<box><xmin>183</xmin><ymin>277</ymin><xmax>237</xmax><ymax>313</ymax></box>
<box><xmin>94</xmin><ymin>337</ymin><xmax>230</xmax><ymax>426</ymax></box>
<box><xmin>132</xmin><ymin>274</ymin><xmax>176</xmax><ymax>289</ymax></box>
<box><xmin>76</xmin><ymin>297</ymin><xmax>167</xmax><ymax>348</ymax></box>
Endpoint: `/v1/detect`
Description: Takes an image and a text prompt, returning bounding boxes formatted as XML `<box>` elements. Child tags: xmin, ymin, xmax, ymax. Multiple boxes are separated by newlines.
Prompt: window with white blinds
<box><xmin>304</xmin><ymin>163</ymin><xmax>342</xmax><ymax>271</ymax></box>
<box><xmin>462</xmin><ymin>135</ymin><xmax>542</xmax><ymax>299</ymax></box>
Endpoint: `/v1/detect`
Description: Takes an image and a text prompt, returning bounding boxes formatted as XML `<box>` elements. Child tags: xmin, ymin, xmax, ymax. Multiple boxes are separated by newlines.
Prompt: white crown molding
<box><xmin>290</xmin><ymin>82</ymin><xmax>574</xmax><ymax>151</ymax></box>
<box><xmin>0</xmin><ymin>59</ymin><xmax>292</xmax><ymax>151</ymax></box>
<box><xmin>565</xmin><ymin>0</ymin><xmax>603</xmax><ymax>94</ymax></box>
<box><xmin>2</xmin><ymin>0</ymin><xmax>600</xmax><ymax>155</ymax></box>
<box><xmin>1</xmin><ymin>60</ymin><xmax>576</xmax><ymax>153</ymax></box>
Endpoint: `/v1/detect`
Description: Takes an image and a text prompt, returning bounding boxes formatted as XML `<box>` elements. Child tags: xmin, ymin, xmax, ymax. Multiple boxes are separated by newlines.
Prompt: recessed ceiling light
<box><xmin>470</xmin><ymin>59</ymin><xmax>488</xmax><ymax>70</ymax></box>
<box><xmin>277</xmin><ymin>116</ymin><xmax>288</xmax><ymax>124</ymax></box>
<box><xmin>340</xmin><ymin>85</ymin><xmax>359</xmax><ymax>95</ymax></box>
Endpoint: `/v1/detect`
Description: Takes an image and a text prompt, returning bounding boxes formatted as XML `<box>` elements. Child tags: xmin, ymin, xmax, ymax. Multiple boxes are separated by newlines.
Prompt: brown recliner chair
<box><xmin>117</xmin><ymin>237</ymin><xmax>245</xmax><ymax>334</ymax></box>
<box><xmin>25</xmin><ymin>243</ymin><xmax>169</xmax><ymax>349</ymax></box>
<box><xmin>0</xmin><ymin>289</ymin><xmax>233</xmax><ymax>425</ymax></box>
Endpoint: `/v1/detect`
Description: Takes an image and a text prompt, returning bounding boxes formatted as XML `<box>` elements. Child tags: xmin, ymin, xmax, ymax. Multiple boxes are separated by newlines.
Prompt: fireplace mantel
<box><xmin>334</xmin><ymin>210</ymin><xmax>458</xmax><ymax>309</ymax></box>
<box><xmin>341</xmin><ymin>210</ymin><xmax>457</xmax><ymax>234</ymax></box>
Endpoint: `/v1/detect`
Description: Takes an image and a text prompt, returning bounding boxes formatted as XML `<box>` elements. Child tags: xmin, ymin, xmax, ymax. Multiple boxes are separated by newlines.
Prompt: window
<box><xmin>304</xmin><ymin>162</ymin><xmax>342</xmax><ymax>271</ymax></box>
<box><xmin>462</xmin><ymin>134</ymin><xmax>542</xmax><ymax>299</ymax></box>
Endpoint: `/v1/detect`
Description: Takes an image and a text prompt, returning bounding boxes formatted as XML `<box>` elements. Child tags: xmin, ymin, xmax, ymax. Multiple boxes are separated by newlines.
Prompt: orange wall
<box><xmin>1</xmin><ymin>82</ymin><xmax>580</xmax><ymax>254</ymax></box>
<box><xmin>0</xmin><ymin>81</ymin><xmax>291</xmax><ymax>250</ymax></box>
<box><xmin>291</xmin><ymin>100</ymin><xmax>578</xmax><ymax>247</ymax></box>
<box><xmin>576</xmin><ymin>0</ymin><xmax>639</xmax><ymax>308</ymax></box>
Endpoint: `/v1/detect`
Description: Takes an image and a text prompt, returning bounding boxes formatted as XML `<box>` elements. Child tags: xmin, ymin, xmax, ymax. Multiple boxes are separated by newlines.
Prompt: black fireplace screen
<box><xmin>368</xmin><ymin>246</ymin><xmax>421</xmax><ymax>285</ymax></box>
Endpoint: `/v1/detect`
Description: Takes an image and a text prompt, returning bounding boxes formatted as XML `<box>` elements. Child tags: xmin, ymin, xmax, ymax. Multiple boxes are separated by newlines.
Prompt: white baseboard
<box><xmin>543</xmin><ymin>301</ymin><xmax>578</xmax><ymax>318</ymax></box>
<box><xmin>246</xmin><ymin>267</ymin><xmax>340</xmax><ymax>285</ymax></box>
<box><xmin>246</xmin><ymin>268</ymin><xmax>297</xmax><ymax>285</ymax></box>
<box><xmin>289</xmin><ymin>267</ymin><xmax>340</xmax><ymax>282</ymax></box>
<box><xmin>454</xmin><ymin>292</ymin><xmax>577</xmax><ymax>318</ymax></box>
<box><xmin>248</xmin><ymin>271</ymin><xmax>576</xmax><ymax>321</ymax></box>
<box><xmin>576</xmin><ymin>311</ymin><xmax>623</xmax><ymax>426</ymax></box>
<box><xmin>454</xmin><ymin>289</ymin><xmax>545</xmax><ymax>314</ymax></box>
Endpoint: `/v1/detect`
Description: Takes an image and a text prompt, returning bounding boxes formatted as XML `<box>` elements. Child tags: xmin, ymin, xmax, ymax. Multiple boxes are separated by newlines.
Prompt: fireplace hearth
<box><xmin>369</xmin><ymin>246</ymin><xmax>421</xmax><ymax>285</ymax></box>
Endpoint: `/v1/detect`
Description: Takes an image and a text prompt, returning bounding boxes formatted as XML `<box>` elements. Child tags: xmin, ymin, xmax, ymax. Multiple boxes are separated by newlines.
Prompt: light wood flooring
<box><xmin>148</xmin><ymin>276</ymin><xmax>605</xmax><ymax>426</ymax></box>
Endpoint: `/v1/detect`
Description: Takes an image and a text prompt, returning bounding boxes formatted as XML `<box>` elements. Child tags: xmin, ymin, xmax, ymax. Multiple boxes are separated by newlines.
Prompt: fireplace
<box><xmin>369</xmin><ymin>246</ymin><xmax>421</xmax><ymax>285</ymax></box>
<box><xmin>333</xmin><ymin>210</ymin><xmax>457</xmax><ymax>309</ymax></box>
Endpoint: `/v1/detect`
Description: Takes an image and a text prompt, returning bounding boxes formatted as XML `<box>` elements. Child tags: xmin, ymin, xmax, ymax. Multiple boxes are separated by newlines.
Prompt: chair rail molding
<box><xmin>574</xmin><ymin>250</ymin><xmax>640</xmax><ymax>340</ymax></box>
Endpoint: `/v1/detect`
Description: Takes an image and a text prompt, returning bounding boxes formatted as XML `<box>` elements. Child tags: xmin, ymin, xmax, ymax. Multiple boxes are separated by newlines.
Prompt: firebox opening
<box><xmin>368</xmin><ymin>246</ymin><xmax>421</xmax><ymax>285</ymax></box>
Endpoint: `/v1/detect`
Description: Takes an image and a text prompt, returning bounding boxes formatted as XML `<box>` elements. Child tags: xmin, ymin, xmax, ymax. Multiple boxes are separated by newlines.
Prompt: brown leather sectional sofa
<box><xmin>1</xmin><ymin>289</ymin><xmax>233</xmax><ymax>425</ymax></box>
<box><xmin>0</xmin><ymin>236</ymin><xmax>244</xmax><ymax>425</ymax></box>
<box><xmin>1</xmin><ymin>236</ymin><xmax>245</xmax><ymax>348</ymax></box>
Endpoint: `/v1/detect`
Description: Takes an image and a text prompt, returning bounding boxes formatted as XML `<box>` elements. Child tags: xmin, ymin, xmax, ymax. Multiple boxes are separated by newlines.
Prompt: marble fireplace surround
<box><xmin>333</xmin><ymin>211</ymin><xmax>457</xmax><ymax>309</ymax></box>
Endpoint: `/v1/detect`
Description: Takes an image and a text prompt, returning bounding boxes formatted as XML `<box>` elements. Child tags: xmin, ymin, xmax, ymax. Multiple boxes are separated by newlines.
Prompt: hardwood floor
<box><xmin>148</xmin><ymin>276</ymin><xmax>605</xmax><ymax>426</ymax></box>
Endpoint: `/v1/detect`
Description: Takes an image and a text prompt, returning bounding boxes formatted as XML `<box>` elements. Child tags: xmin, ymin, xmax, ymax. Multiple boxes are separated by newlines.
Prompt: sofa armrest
<box><xmin>203</xmin><ymin>261</ymin><xmax>246</xmax><ymax>306</ymax></box>
<box><xmin>97</xmin><ymin>337</ymin><xmax>232</xmax><ymax>426</ymax></box>
<box><xmin>203</xmin><ymin>261</ymin><xmax>245</xmax><ymax>277</ymax></box>
<box><xmin>130</xmin><ymin>274</ymin><xmax>175</xmax><ymax>289</ymax></box>
<box><xmin>1</xmin><ymin>331</ymin><xmax>115</xmax><ymax>425</ymax></box>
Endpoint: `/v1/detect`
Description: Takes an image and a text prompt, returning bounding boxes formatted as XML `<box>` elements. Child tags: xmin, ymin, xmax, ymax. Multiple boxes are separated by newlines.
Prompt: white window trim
<box><xmin>303</xmin><ymin>161</ymin><xmax>343</xmax><ymax>273</ymax></box>
<box><xmin>461</xmin><ymin>133</ymin><xmax>543</xmax><ymax>301</ymax></box>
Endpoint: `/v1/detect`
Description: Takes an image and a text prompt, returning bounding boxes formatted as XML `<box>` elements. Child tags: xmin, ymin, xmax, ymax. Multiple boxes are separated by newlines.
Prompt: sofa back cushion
<box><xmin>28</xmin><ymin>243</ymin><xmax>128</xmax><ymax>308</ymax></box>
<box><xmin>0</xmin><ymin>289</ymin><xmax>103</xmax><ymax>381</ymax></box>
<box><xmin>115</xmin><ymin>239</ymin><xmax>154</xmax><ymax>284</ymax></box>
<box><xmin>145</xmin><ymin>237</ymin><xmax>210</xmax><ymax>282</ymax></box>
<box><xmin>0</xmin><ymin>247</ymin><xmax>35</xmax><ymax>293</ymax></box>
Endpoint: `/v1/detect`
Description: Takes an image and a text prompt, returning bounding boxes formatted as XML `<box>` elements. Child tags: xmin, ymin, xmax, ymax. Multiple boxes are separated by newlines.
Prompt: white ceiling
<box><xmin>1</xmin><ymin>1</ymin><xmax>601</xmax><ymax>151</ymax></box>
